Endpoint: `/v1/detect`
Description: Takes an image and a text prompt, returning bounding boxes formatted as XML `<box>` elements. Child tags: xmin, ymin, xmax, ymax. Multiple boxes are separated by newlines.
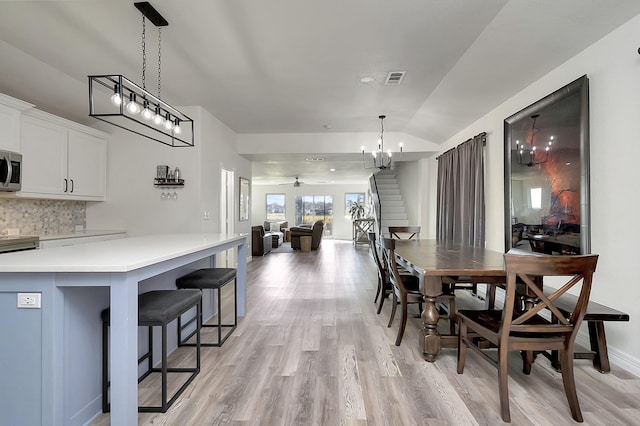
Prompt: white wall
<box><xmin>428</xmin><ymin>14</ymin><xmax>640</xmax><ymax>373</ymax></box>
<box><xmin>86</xmin><ymin>106</ymin><xmax>251</xmax><ymax>238</ymax></box>
<box><xmin>395</xmin><ymin>161</ymin><xmax>420</xmax><ymax>226</ymax></box>
<box><xmin>251</xmin><ymin>182</ymin><xmax>369</xmax><ymax>240</ymax></box>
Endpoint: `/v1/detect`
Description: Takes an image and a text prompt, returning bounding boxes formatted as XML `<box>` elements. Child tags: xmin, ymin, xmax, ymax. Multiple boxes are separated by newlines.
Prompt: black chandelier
<box><xmin>361</xmin><ymin>115</ymin><xmax>403</xmax><ymax>170</ymax></box>
<box><xmin>88</xmin><ymin>2</ymin><xmax>194</xmax><ymax>147</ymax></box>
<box><xmin>515</xmin><ymin>114</ymin><xmax>552</xmax><ymax>167</ymax></box>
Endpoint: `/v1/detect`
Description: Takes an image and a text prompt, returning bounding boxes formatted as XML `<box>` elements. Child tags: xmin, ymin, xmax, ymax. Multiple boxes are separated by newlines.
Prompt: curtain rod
<box><xmin>436</xmin><ymin>132</ymin><xmax>486</xmax><ymax>160</ymax></box>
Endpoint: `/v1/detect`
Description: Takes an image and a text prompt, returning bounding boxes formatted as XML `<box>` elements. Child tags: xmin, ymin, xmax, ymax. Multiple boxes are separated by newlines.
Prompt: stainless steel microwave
<box><xmin>0</xmin><ymin>149</ymin><xmax>22</xmax><ymax>192</ymax></box>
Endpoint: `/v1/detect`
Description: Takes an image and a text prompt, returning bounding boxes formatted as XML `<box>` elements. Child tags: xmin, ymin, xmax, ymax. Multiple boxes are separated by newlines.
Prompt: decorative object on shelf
<box><xmin>154</xmin><ymin>164</ymin><xmax>184</xmax><ymax>187</ymax></box>
<box><xmin>88</xmin><ymin>2</ymin><xmax>194</xmax><ymax>147</ymax></box>
<box><xmin>348</xmin><ymin>201</ymin><xmax>365</xmax><ymax>220</ymax></box>
<box><xmin>514</xmin><ymin>114</ymin><xmax>553</xmax><ymax>167</ymax></box>
<box><xmin>157</xmin><ymin>165</ymin><xmax>169</xmax><ymax>179</ymax></box>
<box><xmin>361</xmin><ymin>115</ymin><xmax>403</xmax><ymax>170</ymax></box>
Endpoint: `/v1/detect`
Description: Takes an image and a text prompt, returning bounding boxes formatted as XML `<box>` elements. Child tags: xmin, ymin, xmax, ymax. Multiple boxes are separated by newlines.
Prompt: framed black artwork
<box><xmin>504</xmin><ymin>75</ymin><xmax>590</xmax><ymax>255</ymax></box>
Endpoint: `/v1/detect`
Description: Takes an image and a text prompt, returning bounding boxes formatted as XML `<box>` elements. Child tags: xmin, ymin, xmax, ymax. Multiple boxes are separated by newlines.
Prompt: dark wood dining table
<box><xmin>393</xmin><ymin>239</ymin><xmax>506</xmax><ymax>362</ymax></box>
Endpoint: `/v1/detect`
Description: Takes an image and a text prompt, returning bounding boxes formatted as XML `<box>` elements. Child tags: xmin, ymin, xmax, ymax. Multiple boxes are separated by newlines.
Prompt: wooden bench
<box><xmin>544</xmin><ymin>292</ymin><xmax>629</xmax><ymax>373</ymax></box>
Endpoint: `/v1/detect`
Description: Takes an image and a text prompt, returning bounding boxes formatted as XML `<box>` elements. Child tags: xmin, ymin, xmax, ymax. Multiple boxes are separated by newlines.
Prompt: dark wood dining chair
<box><xmin>388</xmin><ymin>226</ymin><xmax>420</xmax><ymax>240</ymax></box>
<box><xmin>368</xmin><ymin>231</ymin><xmax>390</xmax><ymax>313</ymax></box>
<box><xmin>457</xmin><ymin>253</ymin><xmax>599</xmax><ymax>423</ymax></box>
<box><xmin>381</xmin><ymin>237</ymin><xmax>456</xmax><ymax>345</ymax></box>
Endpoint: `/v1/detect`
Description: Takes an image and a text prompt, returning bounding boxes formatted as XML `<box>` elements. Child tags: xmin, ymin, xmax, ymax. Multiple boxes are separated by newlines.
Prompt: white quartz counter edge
<box><xmin>0</xmin><ymin>233</ymin><xmax>246</xmax><ymax>273</ymax></box>
<box><xmin>38</xmin><ymin>230</ymin><xmax>126</xmax><ymax>241</ymax></box>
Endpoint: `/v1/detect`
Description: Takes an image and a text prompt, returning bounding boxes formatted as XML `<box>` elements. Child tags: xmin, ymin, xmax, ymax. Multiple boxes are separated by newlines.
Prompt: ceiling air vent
<box><xmin>384</xmin><ymin>71</ymin><xmax>406</xmax><ymax>86</ymax></box>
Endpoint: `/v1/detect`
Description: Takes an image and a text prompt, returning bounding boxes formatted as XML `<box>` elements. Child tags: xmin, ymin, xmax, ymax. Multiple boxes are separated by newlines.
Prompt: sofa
<box><xmin>264</xmin><ymin>221</ymin><xmax>287</xmax><ymax>247</ymax></box>
<box><xmin>251</xmin><ymin>225</ymin><xmax>272</xmax><ymax>256</ymax></box>
<box><xmin>290</xmin><ymin>220</ymin><xmax>325</xmax><ymax>250</ymax></box>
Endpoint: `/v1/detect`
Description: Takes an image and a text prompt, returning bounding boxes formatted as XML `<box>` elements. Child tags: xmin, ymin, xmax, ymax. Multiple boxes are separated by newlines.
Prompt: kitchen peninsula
<box><xmin>0</xmin><ymin>233</ymin><xmax>247</xmax><ymax>426</ymax></box>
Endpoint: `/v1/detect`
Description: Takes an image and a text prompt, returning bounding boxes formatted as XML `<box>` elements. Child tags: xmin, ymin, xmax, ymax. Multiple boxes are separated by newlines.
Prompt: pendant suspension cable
<box><xmin>141</xmin><ymin>16</ymin><xmax>147</xmax><ymax>90</ymax></box>
<box><xmin>157</xmin><ymin>26</ymin><xmax>162</xmax><ymax>99</ymax></box>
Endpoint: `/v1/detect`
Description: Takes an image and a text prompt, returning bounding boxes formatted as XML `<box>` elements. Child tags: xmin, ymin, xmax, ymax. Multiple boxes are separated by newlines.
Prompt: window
<box><xmin>266</xmin><ymin>194</ymin><xmax>285</xmax><ymax>221</ymax></box>
<box><xmin>530</xmin><ymin>187</ymin><xmax>542</xmax><ymax>209</ymax></box>
<box><xmin>295</xmin><ymin>195</ymin><xmax>333</xmax><ymax>236</ymax></box>
<box><xmin>345</xmin><ymin>193</ymin><xmax>365</xmax><ymax>218</ymax></box>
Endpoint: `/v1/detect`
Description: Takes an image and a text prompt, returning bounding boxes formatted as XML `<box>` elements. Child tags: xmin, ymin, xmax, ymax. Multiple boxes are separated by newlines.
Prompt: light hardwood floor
<box><xmin>92</xmin><ymin>239</ymin><xmax>640</xmax><ymax>425</ymax></box>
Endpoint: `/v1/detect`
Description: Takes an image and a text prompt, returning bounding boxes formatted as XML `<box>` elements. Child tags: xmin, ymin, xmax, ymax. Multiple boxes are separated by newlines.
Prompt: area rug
<box><xmin>270</xmin><ymin>242</ymin><xmax>294</xmax><ymax>254</ymax></box>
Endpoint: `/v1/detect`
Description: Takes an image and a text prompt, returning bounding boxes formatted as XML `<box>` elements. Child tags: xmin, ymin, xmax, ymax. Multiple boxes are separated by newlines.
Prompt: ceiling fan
<box><xmin>280</xmin><ymin>176</ymin><xmax>304</xmax><ymax>187</ymax></box>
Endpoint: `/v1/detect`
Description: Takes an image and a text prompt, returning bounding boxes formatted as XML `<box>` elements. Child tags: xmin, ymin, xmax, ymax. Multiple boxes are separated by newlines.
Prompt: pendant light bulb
<box><xmin>163</xmin><ymin>113</ymin><xmax>174</xmax><ymax>130</ymax></box>
<box><xmin>110</xmin><ymin>84</ymin><xmax>122</xmax><ymax>106</ymax></box>
<box><xmin>141</xmin><ymin>101</ymin><xmax>153</xmax><ymax>120</ymax></box>
<box><xmin>153</xmin><ymin>107</ymin><xmax>164</xmax><ymax>126</ymax></box>
<box><xmin>173</xmin><ymin>119</ymin><xmax>182</xmax><ymax>134</ymax></box>
<box><xmin>126</xmin><ymin>93</ymin><xmax>140</xmax><ymax>114</ymax></box>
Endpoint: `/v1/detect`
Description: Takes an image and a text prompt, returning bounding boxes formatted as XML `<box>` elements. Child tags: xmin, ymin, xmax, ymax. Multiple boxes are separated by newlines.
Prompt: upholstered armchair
<box><xmin>264</xmin><ymin>221</ymin><xmax>287</xmax><ymax>247</ymax></box>
<box><xmin>251</xmin><ymin>225</ymin><xmax>272</xmax><ymax>256</ymax></box>
<box><xmin>263</xmin><ymin>221</ymin><xmax>288</xmax><ymax>233</ymax></box>
<box><xmin>290</xmin><ymin>220</ymin><xmax>325</xmax><ymax>250</ymax></box>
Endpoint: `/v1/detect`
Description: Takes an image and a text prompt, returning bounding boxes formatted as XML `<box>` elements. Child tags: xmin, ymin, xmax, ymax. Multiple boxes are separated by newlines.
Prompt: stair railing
<box><xmin>369</xmin><ymin>174</ymin><xmax>382</xmax><ymax>237</ymax></box>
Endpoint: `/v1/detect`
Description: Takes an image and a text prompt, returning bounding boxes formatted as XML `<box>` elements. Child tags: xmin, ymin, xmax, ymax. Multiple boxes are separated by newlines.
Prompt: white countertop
<box><xmin>0</xmin><ymin>233</ymin><xmax>246</xmax><ymax>273</ymax></box>
<box><xmin>38</xmin><ymin>229</ymin><xmax>126</xmax><ymax>241</ymax></box>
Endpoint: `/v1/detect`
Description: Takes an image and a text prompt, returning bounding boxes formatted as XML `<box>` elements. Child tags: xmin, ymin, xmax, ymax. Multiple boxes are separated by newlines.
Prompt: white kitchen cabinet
<box><xmin>0</xmin><ymin>93</ymin><xmax>34</xmax><ymax>152</ymax></box>
<box><xmin>19</xmin><ymin>110</ymin><xmax>107</xmax><ymax>200</ymax></box>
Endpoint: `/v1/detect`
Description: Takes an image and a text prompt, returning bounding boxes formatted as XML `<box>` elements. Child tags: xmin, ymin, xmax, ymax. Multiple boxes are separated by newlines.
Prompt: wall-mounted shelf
<box><xmin>154</xmin><ymin>178</ymin><xmax>185</xmax><ymax>187</ymax></box>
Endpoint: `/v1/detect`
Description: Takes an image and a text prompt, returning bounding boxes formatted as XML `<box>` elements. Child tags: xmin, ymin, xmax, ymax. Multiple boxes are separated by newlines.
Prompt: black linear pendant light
<box><xmin>88</xmin><ymin>2</ymin><xmax>194</xmax><ymax>147</ymax></box>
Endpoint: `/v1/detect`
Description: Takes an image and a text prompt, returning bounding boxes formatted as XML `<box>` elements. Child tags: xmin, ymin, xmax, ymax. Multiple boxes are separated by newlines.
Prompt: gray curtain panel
<box><xmin>436</xmin><ymin>133</ymin><xmax>486</xmax><ymax>247</ymax></box>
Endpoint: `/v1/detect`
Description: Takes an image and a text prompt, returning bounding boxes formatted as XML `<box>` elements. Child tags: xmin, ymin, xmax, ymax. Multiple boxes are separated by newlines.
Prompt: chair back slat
<box><xmin>368</xmin><ymin>232</ymin><xmax>387</xmax><ymax>283</ymax></box>
<box><xmin>388</xmin><ymin>226</ymin><xmax>421</xmax><ymax>240</ymax></box>
<box><xmin>501</xmin><ymin>253</ymin><xmax>598</xmax><ymax>339</ymax></box>
<box><xmin>381</xmin><ymin>237</ymin><xmax>410</xmax><ymax>293</ymax></box>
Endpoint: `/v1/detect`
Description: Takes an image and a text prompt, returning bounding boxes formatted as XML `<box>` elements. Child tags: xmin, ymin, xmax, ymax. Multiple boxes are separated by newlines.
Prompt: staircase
<box><xmin>371</xmin><ymin>170</ymin><xmax>408</xmax><ymax>236</ymax></box>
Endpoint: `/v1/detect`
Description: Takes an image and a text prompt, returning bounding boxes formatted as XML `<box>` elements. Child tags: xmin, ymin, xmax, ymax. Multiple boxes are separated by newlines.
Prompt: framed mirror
<box><xmin>504</xmin><ymin>75</ymin><xmax>590</xmax><ymax>255</ymax></box>
<box><xmin>239</xmin><ymin>177</ymin><xmax>250</xmax><ymax>221</ymax></box>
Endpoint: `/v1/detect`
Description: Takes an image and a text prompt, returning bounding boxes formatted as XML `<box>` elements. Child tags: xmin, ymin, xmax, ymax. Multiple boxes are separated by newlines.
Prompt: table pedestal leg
<box><xmin>422</xmin><ymin>277</ymin><xmax>442</xmax><ymax>362</ymax></box>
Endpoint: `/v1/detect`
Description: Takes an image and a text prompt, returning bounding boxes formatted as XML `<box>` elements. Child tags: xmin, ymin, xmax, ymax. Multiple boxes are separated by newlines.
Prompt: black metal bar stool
<box><xmin>101</xmin><ymin>289</ymin><xmax>201</xmax><ymax>413</ymax></box>
<box><xmin>176</xmin><ymin>268</ymin><xmax>237</xmax><ymax>347</ymax></box>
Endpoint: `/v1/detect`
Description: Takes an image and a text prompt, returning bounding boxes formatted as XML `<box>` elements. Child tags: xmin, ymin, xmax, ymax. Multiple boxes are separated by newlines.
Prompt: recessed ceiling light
<box><xmin>360</xmin><ymin>75</ymin><xmax>375</xmax><ymax>84</ymax></box>
<box><xmin>305</xmin><ymin>157</ymin><xmax>325</xmax><ymax>162</ymax></box>
<box><xmin>330</xmin><ymin>168</ymin><xmax>336</xmax><ymax>172</ymax></box>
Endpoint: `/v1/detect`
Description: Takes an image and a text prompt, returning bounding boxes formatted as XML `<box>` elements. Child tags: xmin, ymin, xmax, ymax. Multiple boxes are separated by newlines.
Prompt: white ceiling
<box><xmin>1</xmin><ymin>1</ymin><xmax>639</xmax><ymax>185</ymax></box>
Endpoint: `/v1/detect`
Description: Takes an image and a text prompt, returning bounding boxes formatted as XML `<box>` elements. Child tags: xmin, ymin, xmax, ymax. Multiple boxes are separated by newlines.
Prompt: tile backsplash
<box><xmin>0</xmin><ymin>199</ymin><xmax>86</xmax><ymax>236</ymax></box>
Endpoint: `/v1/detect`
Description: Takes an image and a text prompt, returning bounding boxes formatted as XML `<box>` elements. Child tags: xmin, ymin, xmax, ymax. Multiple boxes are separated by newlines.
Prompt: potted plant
<box><xmin>349</xmin><ymin>201</ymin><xmax>365</xmax><ymax>220</ymax></box>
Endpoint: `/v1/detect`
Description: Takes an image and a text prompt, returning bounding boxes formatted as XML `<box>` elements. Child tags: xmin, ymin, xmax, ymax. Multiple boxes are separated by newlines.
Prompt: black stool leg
<box><xmin>161</xmin><ymin>323</ymin><xmax>168</xmax><ymax>412</ymax></box>
<box><xmin>102</xmin><ymin>319</ymin><xmax>109</xmax><ymax>413</ymax></box>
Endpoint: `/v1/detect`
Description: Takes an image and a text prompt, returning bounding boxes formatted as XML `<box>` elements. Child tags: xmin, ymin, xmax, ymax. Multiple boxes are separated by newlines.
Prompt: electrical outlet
<box><xmin>17</xmin><ymin>293</ymin><xmax>41</xmax><ymax>309</ymax></box>
<box><xmin>75</xmin><ymin>225</ymin><xmax>84</xmax><ymax>232</ymax></box>
<box><xmin>203</xmin><ymin>212</ymin><xmax>210</xmax><ymax>220</ymax></box>
<box><xmin>7</xmin><ymin>228</ymin><xmax>19</xmax><ymax>236</ymax></box>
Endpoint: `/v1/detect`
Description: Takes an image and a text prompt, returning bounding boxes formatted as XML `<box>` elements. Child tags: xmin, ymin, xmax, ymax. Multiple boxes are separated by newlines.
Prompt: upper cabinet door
<box><xmin>67</xmin><ymin>130</ymin><xmax>106</xmax><ymax>198</ymax></box>
<box><xmin>20</xmin><ymin>115</ymin><xmax>68</xmax><ymax>195</ymax></box>
<box><xmin>0</xmin><ymin>93</ymin><xmax>34</xmax><ymax>152</ymax></box>
<box><xmin>0</xmin><ymin>103</ymin><xmax>22</xmax><ymax>153</ymax></box>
